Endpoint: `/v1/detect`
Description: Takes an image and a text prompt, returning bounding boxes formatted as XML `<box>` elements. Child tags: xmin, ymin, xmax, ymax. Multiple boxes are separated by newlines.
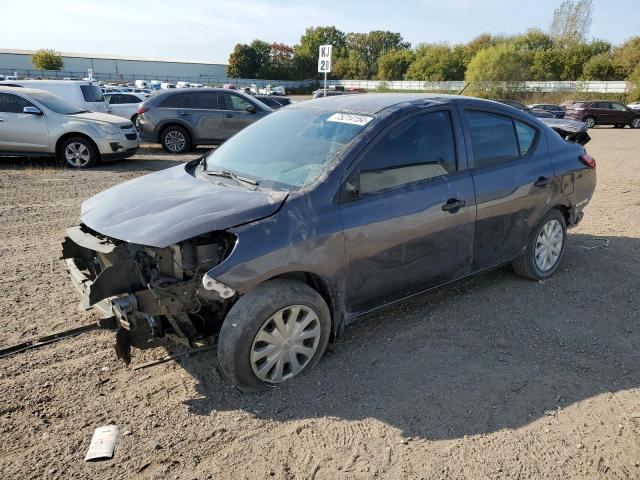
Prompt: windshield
<box><xmin>204</xmin><ymin>109</ymin><xmax>372</xmax><ymax>189</ymax></box>
<box><xmin>31</xmin><ymin>92</ymin><xmax>84</xmax><ymax>114</ymax></box>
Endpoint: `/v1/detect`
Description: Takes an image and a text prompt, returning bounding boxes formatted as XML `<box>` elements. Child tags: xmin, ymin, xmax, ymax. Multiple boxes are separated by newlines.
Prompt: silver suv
<box><xmin>136</xmin><ymin>88</ymin><xmax>272</xmax><ymax>153</ymax></box>
<box><xmin>0</xmin><ymin>86</ymin><xmax>139</xmax><ymax>168</ymax></box>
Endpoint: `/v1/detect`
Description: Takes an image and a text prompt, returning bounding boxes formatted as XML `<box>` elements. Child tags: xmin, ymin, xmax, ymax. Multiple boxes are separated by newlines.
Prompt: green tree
<box><xmin>549</xmin><ymin>0</ymin><xmax>593</xmax><ymax>45</ymax></box>
<box><xmin>465</xmin><ymin>44</ymin><xmax>531</xmax><ymax>97</ymax></box>
<box><xmin>226</xmin><ymin>43</ymin><xmax>258</xmax><ymax>78</ymax></box>
<box><xmin>332</xmin><ymin>52</ymin><xmax>368</xmax><ymax>79</ymax></box>
<box><xmin>529</xmin><ymin>49</ymin><xmax>564</xmax><ymax>80</ymax></box>
<box><xmin>405</xmin><ymin>44</ymin><xmax>465</xmax><ymax>81</ymax></box>
<box><xmin>294</xmin><ymin>26</ymin><xmax>347</xmax><ymax>79</ymax></box>
<box><xmin>31</xmin><ymin>49</ymin><xmax>64</xmax><ymax>71</ymax></box>
<box><xmin>250</xmin><ymin>39</ymin><xmax>271</xmax><ymax>76</ymax></box>
<box><xmin>377</xmin><ymin>49</ymin><xmax>415</xmax><ymax>80</ymax></box>
<box><xmin>628</xmin><ymin>63</ymin><xmax>640</xmax><ymax>101</ymax></box>
<box><xmin>612</xmin><ymin>36</ymin><xmax>640</xmax><ymax>78</ymax></box>
<box><xmin>581</xmin><ymin>53</ymin><xmax>619</xmax><ymax>80</ymax></box>
<box><xmin>560</xmin><ymin>40</ymin><xmax>611</xmax><ymax>80</ymax></box>
<box><xmin>460</xmin><ymin>34</ymin><xmax>496</xmax><ymax>66</ymax></box>
<box><xmin>514</xmin><ymin>29</ymin><xmax>555</xmax><ymax>51</ymax></box>
<box><xmin>345</xmin><ymin>31</ymin><xmax>410</xmax><ymax>79</ymax></box>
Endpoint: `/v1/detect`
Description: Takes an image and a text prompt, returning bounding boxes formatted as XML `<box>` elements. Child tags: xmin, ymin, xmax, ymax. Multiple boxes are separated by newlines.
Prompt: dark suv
<box><xmin>564</xmin><ymin>100</ymin><xmax>640</xmax><ymax>129</ymax></box>
<box><xmin>137</xmin><ymin>88</ymin><xmax>272</xmax><ymax>153</ymax></box>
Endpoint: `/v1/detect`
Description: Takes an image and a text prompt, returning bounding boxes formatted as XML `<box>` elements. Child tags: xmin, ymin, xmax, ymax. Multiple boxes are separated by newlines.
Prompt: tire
<box><xmin>583</xmin><ymin>116</ymin><xmax>596</xmax><ymax>129</ymax></box>
<box><xmin>631</xmin><ymin>117</ymin><xmax>640</xmax><ymax>129</ymax></box>
<box><xmin>58</xmin><ymin>136</ymin><xmax>99</xmax><ymax>168</ymax></box>
<box><xmin>512</xmin><ymin>209</ymin><xmax>567</xmax><ymax>281</ymax></box>
<box><xmin>160</xmin><ymin>125</ymin><xmax>191</xmax><ymax>153</ymax></box>
<box><xmin>218</xmin><ymin>278</ymin><xmax>331</xmax><ymax>392</ymax></box>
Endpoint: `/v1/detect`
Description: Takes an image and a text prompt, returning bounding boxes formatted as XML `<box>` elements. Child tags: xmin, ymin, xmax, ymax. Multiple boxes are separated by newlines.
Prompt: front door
<box><xmin>341</xmin><ymin>109</ymin><xmax>476</xmax><ymax>314</ymax></box>
<box><xmin>610</xmin><ymin>102</ymin><xmax>630</xmax><ymax>124</ymax></box>
<box><xmin>0</xmin><ymin>92</ymin><xmax>49</xmax><ymax>153</ymax></box>
<box><xmin>221</xmin><ymin>93</ymin><xmax>265</xmax><ymax>139</ymax></box>
<box><xmin>461</xmin><ymin>108</ymin><xmax>555</xmax><ymax>270</ymax></box>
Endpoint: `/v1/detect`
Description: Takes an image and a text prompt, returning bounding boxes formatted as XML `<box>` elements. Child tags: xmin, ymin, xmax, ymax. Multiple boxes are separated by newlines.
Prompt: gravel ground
<box><xmin>0</xmin><ymin>129</ymin><xmax>639</xmax><ymax>479</ymax></box>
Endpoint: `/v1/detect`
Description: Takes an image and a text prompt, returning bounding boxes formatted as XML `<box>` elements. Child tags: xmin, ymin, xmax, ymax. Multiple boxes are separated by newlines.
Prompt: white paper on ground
<box><xmin>85</xmin><ymin>425</ymin><xmax>118</xmax><ymax>461</ymax></box>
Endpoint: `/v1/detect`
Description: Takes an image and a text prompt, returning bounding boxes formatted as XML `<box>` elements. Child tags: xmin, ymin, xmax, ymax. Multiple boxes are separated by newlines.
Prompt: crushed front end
<box><xmin>61</xmin><ymin>224</ymin><xmax>236</xmax><ymax>362</ymax></box>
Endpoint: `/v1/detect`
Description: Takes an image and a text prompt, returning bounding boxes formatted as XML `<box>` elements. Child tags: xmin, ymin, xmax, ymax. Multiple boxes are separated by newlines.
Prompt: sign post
<box><xmin>318</xmin><ymin>45</ymin><xmax>332</xmax><ymax>97</ymax></box>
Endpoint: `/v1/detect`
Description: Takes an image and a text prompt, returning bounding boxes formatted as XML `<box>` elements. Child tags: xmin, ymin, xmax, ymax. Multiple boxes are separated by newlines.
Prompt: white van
<box><xmin>160</xmin><ymin>82</ymin><xmax>176</xmax><ymax>90</ymax></box>
<box><xmin>134</xmin><ymin>79</ymin><xmax>149</xmax><ymax>89</ymax></box>
<box><xmin>0</xmin><ymin>80</ymin><xmax>108</xmax><ymax>113</ymax></box>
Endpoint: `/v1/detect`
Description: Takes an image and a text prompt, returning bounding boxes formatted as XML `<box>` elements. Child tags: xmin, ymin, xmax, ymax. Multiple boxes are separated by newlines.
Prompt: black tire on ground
<box><xmin>630</xmin><ymin>117</ymin><xmax>640</xmax><ymax>129</ymax></box>
<box><xmin>160</xmin><ymin>125</ymin><xmax>191</xmax><ymax>154</ymax></box>
<box><xmin>583</xmin><ymin>116</ymin><xmax>596</xmax><ymax>129</ymax></box>
<box><xmin>217</xmin><ymin>278</ymin><xmax>331</xmax><ymax>392</ymax></box>
<box><xmin>512</xmin><ymin>209</ymin><xmax>567</xmax><ymax>281</ymax></box>
<box><xmin>58</xmin><ymin>136</ymin><xmax>99</xmax><ymax>168</ymax></box>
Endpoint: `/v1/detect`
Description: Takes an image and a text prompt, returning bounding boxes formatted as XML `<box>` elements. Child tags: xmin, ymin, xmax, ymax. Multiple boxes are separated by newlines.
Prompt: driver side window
<box><xmin>358</xmin><ymin>110</ymin><xmax>457</xmax><ymax>195</ymax></box>
<box><xmin>0</xmin><ymin>93</ymin><xmax>34</xmax><ymax>113</ymax></box>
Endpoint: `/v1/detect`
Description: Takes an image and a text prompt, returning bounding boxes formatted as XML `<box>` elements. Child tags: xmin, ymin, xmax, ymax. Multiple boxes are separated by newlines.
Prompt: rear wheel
<box><xmin>160</xmin><ymin>125</ymin><xmax>190</xmax><ymax>153</ymax></box>
<box><xmin>58</xmin><ymin>137</ymin><xmax>99</xmax><ymax>168</ymax></box>
<box><xmin>583</xmin><ymin>116</ymin><xmax>596</xmax><ymax>128</ymax></box>
<box><xmin>218</xmin><ymin>279</ymin><xmax>331</xmax><ymax>392</ymax></box>
<box><xmin>631</xmin><ymin>117</ymin><xmax>640</xmax><ymax>129</ymax></box>
<box><xmin>512</xmin><ymin>209</ymin><xmax>567</xmax><ymax>280</ymax></box>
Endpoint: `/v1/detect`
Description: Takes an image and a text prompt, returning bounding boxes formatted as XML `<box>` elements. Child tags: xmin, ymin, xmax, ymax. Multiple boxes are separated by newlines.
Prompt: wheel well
<box><xmin>270</xmin><ymin>272</ymin><xmax>337</xmax><ymax>335</ymax></box>
<box><xmin>55</xmin><ymin>133</ymin><xmax>100</xmax><ymax>160</ymax></box>
<box><xmin>553</xmin><ymin>204</ymin><xmax>570</xmax><ymax>224</ymax></box>
<box><xmin>159</xmin><ymin>122</ymin><xmax>192</xmax><ymax>143</ymax></box>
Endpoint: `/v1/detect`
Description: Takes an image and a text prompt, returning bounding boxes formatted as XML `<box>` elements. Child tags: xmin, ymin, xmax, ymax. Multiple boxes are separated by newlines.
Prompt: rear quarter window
<box><xmin>160</xmin><ymin>93</ymin><xmax>190</xmax><ymax>108</ymax></box>
<box><xmin>80</xmin><ymin>85</ymin><xmax>104</xmax><ymax>102</ymax></box>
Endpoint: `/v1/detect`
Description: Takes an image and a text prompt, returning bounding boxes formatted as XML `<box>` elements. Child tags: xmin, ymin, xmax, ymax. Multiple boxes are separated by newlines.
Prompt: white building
<box><xmin>0</xmin><ymin>48</ymin><xmax>227</xmax><ymax>83</ymax></box>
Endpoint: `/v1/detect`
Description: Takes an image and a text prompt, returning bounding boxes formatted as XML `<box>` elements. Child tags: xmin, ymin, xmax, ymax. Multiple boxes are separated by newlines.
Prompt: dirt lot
<box><xmin>1</xmin><ymin>129</ymin><xmax>639</xmax><ymax>479</ymax></box>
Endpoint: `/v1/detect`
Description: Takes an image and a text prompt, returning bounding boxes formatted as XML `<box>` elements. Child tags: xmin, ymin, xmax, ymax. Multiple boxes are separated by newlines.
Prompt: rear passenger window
<box><xmin>160</xmin><ymin>93</ymin><xmax>189</xmax><ymax>108</ymax></box>
<box><xmin>359</xmin><ymin>111</ymin><xmax>457</xmax><ymax>195</ymax></box>
<box><xmin>188</xmin><ymin>92</ymin><xmax>221</xmax><ymax>109</ymax></box>
<box><xmin>0</xmin><ymin>93</ymin><xmax>33</xmax><ymax>113</ymax></box>
<box><xmin>466</xmin><ymin>111</ymin><xmax>538</xmax><ymax>168</ymax></box>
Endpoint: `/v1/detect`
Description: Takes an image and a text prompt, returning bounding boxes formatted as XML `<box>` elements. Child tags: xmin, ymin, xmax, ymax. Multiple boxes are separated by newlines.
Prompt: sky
<box><xmin>1</xmin><ymin>0</ymin><xmax>638</xmax><ymax>63</ymax></box>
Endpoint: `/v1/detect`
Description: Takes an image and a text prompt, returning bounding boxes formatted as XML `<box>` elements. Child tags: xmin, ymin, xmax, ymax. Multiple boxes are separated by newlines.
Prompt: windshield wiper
<box><xmin>205</xmin><ymin>169</ymin><xmax>260</xmax><ymax>190</ymax></box>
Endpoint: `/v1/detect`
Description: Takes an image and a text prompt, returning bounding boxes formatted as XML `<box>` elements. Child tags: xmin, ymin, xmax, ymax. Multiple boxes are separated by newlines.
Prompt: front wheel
<box><xmin>512</xmin><ymin>209</ymin><xmax>567</xmax><ymax>280</ymax></box>
<box><xmin>58</xmin><ymin>137</ymin><xmax>99</xmax><ymax>168</ymax></box>
<box><xmin>630</xmin><ymin>117</ymin><xmax>640</xmax><ymax>129</ymax></box>
<box><xmin>218</xmin><ymin>279</ymin><xmax>331</xmax><ymax>392</ymax></box>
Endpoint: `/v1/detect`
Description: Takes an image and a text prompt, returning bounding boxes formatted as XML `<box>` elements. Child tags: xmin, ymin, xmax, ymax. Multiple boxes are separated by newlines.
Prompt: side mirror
<box><xmin>23</xmin><ymin>106</ymin><xmax>43</xmax><ymax>115</ymax></box>
<box><xmin>246</xmin><ymin>105</ymin><xmax>257</xmax><ymax>114</ymax></box>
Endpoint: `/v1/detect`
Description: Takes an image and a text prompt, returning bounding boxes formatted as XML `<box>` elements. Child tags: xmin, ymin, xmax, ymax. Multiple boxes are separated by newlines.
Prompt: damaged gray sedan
<box><xmin>63</xmin><ymin>94</ymin><xmax>595</xmax><ymax>391</ymax></box>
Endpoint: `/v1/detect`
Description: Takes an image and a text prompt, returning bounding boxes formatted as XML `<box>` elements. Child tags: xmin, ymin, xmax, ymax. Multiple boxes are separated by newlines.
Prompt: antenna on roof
<box><xmin>457</xmin><ymin>82</ymin><xmax>470</xmax><ymax>95</ymax></box>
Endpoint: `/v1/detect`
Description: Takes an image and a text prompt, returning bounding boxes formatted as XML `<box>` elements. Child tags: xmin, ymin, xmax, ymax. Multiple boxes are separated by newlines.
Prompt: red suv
<box><xmin>564</xmin><ymin>101</ymin><xmax>640</xmax><ymax>129</ymax></box>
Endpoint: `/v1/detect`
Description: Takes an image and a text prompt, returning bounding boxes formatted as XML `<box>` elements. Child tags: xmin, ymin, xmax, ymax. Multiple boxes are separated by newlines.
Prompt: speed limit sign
<box><xmin>318</xmin><ymin>45</ymin><xmax>332</xmax><ymax>73</ymax></box>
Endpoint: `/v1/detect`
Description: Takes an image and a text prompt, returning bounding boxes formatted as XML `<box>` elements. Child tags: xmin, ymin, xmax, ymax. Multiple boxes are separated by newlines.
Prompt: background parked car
<box><xmin>495</xmin><ymin>99</ymin><xmax>554</xmax><ymax>118</ymax></box>
<box><xmin>527</xmin><ymin>103</ymin><xmax>566</xmax><ymax>118</ymax></box>
<box><xmin>104</xmin><ymin>92</ymin><xmax>146</xmax><ymax>123</ymax></box>
<box><xmin>0</xmin><ymin>86</ymin><xmax>139</xmax><ymax>168</ymax></box>
<box><xmin>628</xmin><ymin>101</ymin><xmax>640</xmax><ymax>111</ymax></box>
<box><xmin>136</xmin><ymin>88</ymin><xmax>272</xmax><ymax>153</ymax></box>
<box><xmin>253</xmin><ymin>95</ymin><xmax>292</xmax><ymax>109</ymax></box>
<box><xmin>0</xmin><ymin>80</ymin><xmax>108</xmax><ymax>113</ymax></box>
<box><xmin>564</xmin><ymin>100</ymin><xmax>640</xmax><ymax>128</ymax></box>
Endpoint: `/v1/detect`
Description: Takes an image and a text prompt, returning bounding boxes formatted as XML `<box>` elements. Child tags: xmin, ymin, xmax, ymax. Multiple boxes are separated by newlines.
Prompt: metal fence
<box><xmin>0</xmin><ymin>67</ymin><xmax>631</xmax><ymax>93</ymax></box>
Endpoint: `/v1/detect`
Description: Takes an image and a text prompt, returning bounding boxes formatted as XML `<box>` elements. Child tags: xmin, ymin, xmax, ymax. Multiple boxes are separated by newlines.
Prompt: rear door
<box><xmin>341</xmin><ymin>108</ymin><xmax>476</xmax><ymax>313</ymax></box>
<box><xmin>461</xmin><ymin>108</ymin><xmax>554</xmax><ymax>270</ymax></box>
<box><xmin>0</xmin><ymin>92</ymin><xmax>49</xmax><ymax>152</ymax></box>
<box><xmin>184</xmin><ymin>91</ymin><xmax>226</xmax><ymax>143</ymax></box>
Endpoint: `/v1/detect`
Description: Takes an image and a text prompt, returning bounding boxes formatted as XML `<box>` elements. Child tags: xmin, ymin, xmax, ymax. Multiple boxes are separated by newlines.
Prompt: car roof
<box><xmin>289</xmin><ymin>93</ymin><xmax>508</xmax><ymax>115</ymax></box>
<box><xmin>0</xmin><ymin>85</ymin><xmax>53</xmax><ymax>95</ymax></box>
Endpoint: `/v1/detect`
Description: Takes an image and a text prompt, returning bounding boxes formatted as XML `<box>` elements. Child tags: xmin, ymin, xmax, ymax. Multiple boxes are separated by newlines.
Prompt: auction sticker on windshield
<box><xmin>327</xmin><ymin>113</ymin><xmax>373</xmax><ymax>126</ymax></box>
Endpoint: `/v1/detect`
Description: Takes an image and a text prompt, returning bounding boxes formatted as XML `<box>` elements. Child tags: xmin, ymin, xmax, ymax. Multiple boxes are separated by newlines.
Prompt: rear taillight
<box><xmin>580</xmin><ymin>154</ymin><xmax>596</xmax><ymax>168</ymax></box>
<box><xmin>137</xmin><ymin>105</ymin><xmax>148</xmax><ymax>115</ymax></box>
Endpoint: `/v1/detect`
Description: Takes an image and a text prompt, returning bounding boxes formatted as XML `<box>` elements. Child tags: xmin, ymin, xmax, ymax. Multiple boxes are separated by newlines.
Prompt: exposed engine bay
<box><xmin>61</xmin><ymin>224</ymin><xmax>236</xmax><ymax>362</ymax></box>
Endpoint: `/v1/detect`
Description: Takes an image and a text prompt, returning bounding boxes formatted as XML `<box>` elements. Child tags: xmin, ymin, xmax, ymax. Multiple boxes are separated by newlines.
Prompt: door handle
<box><xmin>225</xmin><ymin>114</ymin><xmax>233</xmax><ymax>118</ymax></box>
<box><xmin>534</xmin><ymin>176</ymin><xmax>551</xmax><ymax>187</ymax></box>
<box><xmin>0</xmin><ymin>118</ymin><xmax>5</xmax><ymax>122</ymax></box>
<box><xmin>180</xmin><ymin>112</ymin><xmax>191</xmax><ymax>116</ymax></box>
<box><xmin>442</xmin><ymin>198</ymin><xmax>465</xmax><ymax>213</ymax></box>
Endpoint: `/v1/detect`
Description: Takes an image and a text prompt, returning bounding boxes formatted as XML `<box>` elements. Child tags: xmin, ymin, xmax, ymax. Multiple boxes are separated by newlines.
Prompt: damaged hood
<box><xmin>80</xmin><ymin>163</ymin><xmax>288</xmax><ymax>247</ymax></box>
